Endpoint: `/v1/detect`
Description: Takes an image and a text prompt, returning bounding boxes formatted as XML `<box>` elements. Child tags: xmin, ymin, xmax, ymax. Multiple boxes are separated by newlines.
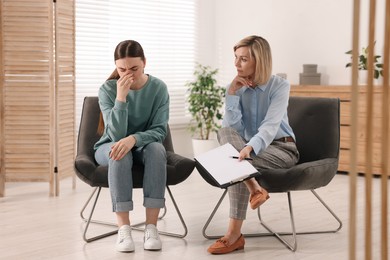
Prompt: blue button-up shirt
<box><xmin>222</xmin><ymin>75</ymin><xmax>295</xmax><ymax>155</ymax></box>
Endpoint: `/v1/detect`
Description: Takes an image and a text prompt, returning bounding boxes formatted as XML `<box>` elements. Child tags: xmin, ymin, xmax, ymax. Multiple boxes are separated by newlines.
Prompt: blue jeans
<box><xmin>95</xmin><ymin>142</ymin><xmax>167</xmax><ymax>212</ymax></box>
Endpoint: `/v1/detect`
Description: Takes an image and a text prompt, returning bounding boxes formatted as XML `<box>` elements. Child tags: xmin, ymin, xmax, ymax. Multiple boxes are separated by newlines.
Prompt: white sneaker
<box><xmin>116</xmin><ymin>225</ymin><xmax>135</xmax><ymax>252</ymax></box>
<box><xmin>144</xmin><ymin>224</ymin><xmax>162</xmax><ymax>250</ymax></box>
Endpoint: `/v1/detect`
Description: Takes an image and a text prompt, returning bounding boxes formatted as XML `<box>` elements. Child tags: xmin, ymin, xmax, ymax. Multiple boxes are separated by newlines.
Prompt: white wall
<box><xmin>197</xmin><ymin>0</ymin><xmax>217</xmax><ymax>67</ymax></box>
<box><xmin>173</xmin><ymin>0</ymin><xmax>387</xmax><ymax>157</ymax></box>
<box><xmin>171</xmin><ymin>0</ymin><xmax>218</xmax><ymax>159</ymax></box>
<box><xmin>212</xmin><ymin>0</ymin><xmax>386</xmax><ymax>86</ymax></box>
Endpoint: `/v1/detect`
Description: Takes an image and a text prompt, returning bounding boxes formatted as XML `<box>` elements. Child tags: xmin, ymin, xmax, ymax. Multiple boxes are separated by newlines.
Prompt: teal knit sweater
<box><xmin>94</xmin><ymin>75</ymin><xmax>169</xmax><ymax>150</ymax></box>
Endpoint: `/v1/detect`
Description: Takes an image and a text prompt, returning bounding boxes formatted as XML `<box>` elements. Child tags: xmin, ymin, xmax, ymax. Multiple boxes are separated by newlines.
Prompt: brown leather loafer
<box><xmin>250</xmin><ymin>189</ymin><xmax>270</xmax><ymax>209</ymax></box>
<box><xmin>207</xmin><ymin>234</ymin><xmax>245</xmax><ymax>254</ymax></box>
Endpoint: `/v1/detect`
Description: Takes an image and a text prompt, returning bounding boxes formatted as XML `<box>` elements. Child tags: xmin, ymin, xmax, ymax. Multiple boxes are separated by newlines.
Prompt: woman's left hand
<box><xmin>110</xmin><ymin>135</ymin><xmax>136</xmax><ymax>160</ymax></box>
<box><xmin>238</xmin><ymin>145</ymin><xmax>253</xmax><ymax>160</ymax></box>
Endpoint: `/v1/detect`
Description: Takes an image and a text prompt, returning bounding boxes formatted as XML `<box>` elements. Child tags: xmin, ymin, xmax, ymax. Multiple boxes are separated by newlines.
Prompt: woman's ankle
<box><xmin>224</xmin><ymin>231</ymin><xmax>242</xmax><ymax>244</ymax></box>
<box><xmin>245</xmin><ymin>177</ymin><xmax>263</xmax><ymax>192</ymax></box>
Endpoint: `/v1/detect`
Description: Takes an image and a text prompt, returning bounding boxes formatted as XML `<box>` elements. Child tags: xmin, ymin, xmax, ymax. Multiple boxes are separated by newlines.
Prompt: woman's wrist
<box><xmin>116</xmin><ymin>96</ymin><xmax>126</xmax><ymax>103</ymax></box>
<box><xmin>228</xmin><ymin>87</ymin><xmax>237</xmax><ymax>95</ymax></box>
<box><xmin>128</xmin><ymin>135</ymin><xmax>137</xmax><ymax>147</ymax></box>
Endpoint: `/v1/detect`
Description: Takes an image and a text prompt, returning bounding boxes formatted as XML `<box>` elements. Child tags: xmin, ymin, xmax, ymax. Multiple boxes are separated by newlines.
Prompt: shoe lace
<box><xmin>119</xmin><ymin>227</ymin><xmax>131</xmax><ymax>241</ymax></box>
<box><xmin>145</xmin><ymin>226</ymin><xmax>159</xmax><ymax>240</ymax></box>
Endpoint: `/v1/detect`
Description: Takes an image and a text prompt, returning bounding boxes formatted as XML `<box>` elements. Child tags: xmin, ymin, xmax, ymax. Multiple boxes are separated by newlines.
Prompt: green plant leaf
<box><xmin>186</xmin><ymin>64</ymin><xmax>225</xmax><ymax>140</ymax></box>
<box><xmin>345</xmin><ymin>42</ymin><xmax>383</xmax><ymax>79</ymax></box>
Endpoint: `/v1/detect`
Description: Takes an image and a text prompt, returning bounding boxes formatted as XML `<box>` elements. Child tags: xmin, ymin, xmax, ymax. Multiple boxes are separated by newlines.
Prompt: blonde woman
<box><xmin>207</xmin><ymin>35</ymin><xmax>299</xmax><ymax>254</ymax></box>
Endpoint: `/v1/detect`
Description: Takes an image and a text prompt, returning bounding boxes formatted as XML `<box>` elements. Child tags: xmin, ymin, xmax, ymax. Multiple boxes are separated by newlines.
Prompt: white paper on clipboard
<box><xmin>194</xmin><ymin>143</ymin><xmax>259</xmax><ymax>187</ymax></box>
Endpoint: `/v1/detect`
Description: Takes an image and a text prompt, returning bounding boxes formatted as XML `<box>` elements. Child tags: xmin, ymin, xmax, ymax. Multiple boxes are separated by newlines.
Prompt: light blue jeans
<box><xmin>95</xmin><ymin>142</ymin><xmax>167</xmax><ymax>212</ymax></box>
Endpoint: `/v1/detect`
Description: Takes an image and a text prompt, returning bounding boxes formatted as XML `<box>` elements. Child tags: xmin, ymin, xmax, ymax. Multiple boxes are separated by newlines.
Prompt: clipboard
<box><xmin>195</xmin><ymin>143</ymin><xmax>260</xmax><ymax>188</ymax></box>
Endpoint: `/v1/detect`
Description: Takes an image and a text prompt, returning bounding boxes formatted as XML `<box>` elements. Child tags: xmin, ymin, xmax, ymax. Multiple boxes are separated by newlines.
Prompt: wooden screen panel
<box><xmin>2</xmin><ymin>0</ymin><xmax>54</xmax><ymax>184</ymax></box>
<box><xmin>55</xmin><ymin>0</ymin><xmax>75</xmax><ymax>193</ymax></box>
<box><xmin>0</xmin><ymin>1</ymin><xmax>4</xmax><ymax>196</ymax></box>
<box><xmin>0</xmin><ymin>0</ymin><xmax>75</xmax><ymax>196</ymax></box>
<box><xmin>350</xmin><ymin>0</ymin><xmax>389</xmax><ymax>259</ymax></box>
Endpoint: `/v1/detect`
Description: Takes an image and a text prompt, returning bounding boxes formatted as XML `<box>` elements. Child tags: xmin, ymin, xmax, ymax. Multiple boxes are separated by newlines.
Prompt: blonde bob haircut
<box><xmin>233</xmin><ymin>35</ymin><xmax>272</xmax><ymax>86</ymax></box>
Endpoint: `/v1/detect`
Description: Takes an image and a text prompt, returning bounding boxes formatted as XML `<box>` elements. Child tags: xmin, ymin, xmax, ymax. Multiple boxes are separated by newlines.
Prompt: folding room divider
<box><xmin>0</xmin><ymin>0</ymin><xmax>75</xmax><ymax>196</ymax></box>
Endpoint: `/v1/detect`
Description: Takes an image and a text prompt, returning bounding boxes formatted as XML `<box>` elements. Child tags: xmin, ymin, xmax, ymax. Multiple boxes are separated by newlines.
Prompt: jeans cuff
<box><xmin>114</xmin><ymin>201</ymin><xmax>133</xmax><ymax>212</ymax></box>
<box><xmin>144</xmin><ymin>197</ymin><xmax>165</xmax><ymax>208</ymax></box>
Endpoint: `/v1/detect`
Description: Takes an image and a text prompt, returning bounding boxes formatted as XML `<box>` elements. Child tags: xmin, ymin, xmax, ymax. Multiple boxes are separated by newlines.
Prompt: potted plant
<box><xmin>345</xmin><ymin>42</ymin><xmax>383</xmax><ymax>82</ymax></box>
<box><xmin>186</xmin><ymin>64</ymin><xmax>225</xmax><ymax>156</ymax></box>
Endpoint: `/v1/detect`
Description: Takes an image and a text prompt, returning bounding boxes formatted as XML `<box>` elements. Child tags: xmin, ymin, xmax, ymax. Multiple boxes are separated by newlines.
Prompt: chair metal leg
<box><xmin>131</xmin><ymin>186</ymin><xmax>188</xmax><ymax>238</ymax></box>
<box><xmin>302</xmin><ymin>189</ymin><xmax>343</xmax><ymax>234</ymax></box>
<box><xmin>80</xmin><ymin>186</ymin><xmax>188</xmax><ymax>242</ymax></box>
<box><xmin>202</xmin><ymin>189</ymin><xmax>228</xmax><ymax>239</ymax></box>
<box><xmin>202</xmin><ymin>189</ymin><xmax>342</xmax><ymax>252</ymax></box>
<box><xmin>80</xmin><ymin>187</ymin><xmax>118</xmax><ymax>242</ymax></box>
<box><xmin>257</xmin><ymin>190</ymin><xmax>342</xmax><ymax>251</ymax></box>
<box><xmin>257</xmin><ymin>191</ymin><xmax>297</xmax><ymax>251</ymax></box>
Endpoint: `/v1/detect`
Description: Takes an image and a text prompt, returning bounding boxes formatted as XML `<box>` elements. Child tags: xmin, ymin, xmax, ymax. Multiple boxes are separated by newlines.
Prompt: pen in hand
<box><xmin>230</xmin><ymin>156</ymin><xmax>253</xmax><ymax>161</ymax></box>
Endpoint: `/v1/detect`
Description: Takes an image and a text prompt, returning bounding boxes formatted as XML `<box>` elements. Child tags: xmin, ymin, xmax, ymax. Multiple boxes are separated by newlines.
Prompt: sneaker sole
<box><xmin>144</xmin><ymin>242</ymin><xmax>162</xmax><ymax>251</ymax></box>
<box><xmin>144</xmin><ymin>247</ymin><xmax>162</xmax><ymax>251</ymax></box>
<box><xmin>116</xmin><ymin>245</ymin><xmax>135</xmax><ymax>252</ymax></box>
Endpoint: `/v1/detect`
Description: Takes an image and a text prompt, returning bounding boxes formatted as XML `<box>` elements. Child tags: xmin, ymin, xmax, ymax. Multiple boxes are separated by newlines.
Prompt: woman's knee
<box><xmin>143</xmin><ymin>142</ymin><xmax>166</xmax><ymax>161</ymax></box>
<box><xmin>218</xmin><ymin>127</ymin><xmax>236</xmax><ymax>138</ymax></box>
<box><xmin>95</xmin><ymin>142</ymin><xmax>114</xmax><ymax>165</ymax></box>
<box><xmin>217</xmin><ymin>127</ymin><xmax>245</xmax><ymax>149</ymax></box>
<box><xmin>109</xmin><ymin>152</ymin><xmax>133</xmax><ymax>171</ymax></box>
<box><xmin>218</xmin><ymin>127</ymin><xmax>232</xmax><ymax>144</ymax></box>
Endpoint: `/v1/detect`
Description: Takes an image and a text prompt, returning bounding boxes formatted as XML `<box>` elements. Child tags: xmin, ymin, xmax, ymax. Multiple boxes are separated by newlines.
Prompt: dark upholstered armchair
<box><xmin>75</xmin><ymin>96</ymin><xmax>195</xmax><ymax>242</ymax></box>
<box><xmin>199</xmin><ymin>96</ymin><xmax>342</xmax><ymax>251</ymax></box>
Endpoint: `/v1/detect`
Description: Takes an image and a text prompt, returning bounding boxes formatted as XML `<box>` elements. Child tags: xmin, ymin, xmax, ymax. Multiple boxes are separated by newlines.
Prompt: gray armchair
<box><xmin>199</xmin><ymin>96</ymin><xmax>342</xmax><ymax>251</ymax></box>
<box><xmin>75</xmin><ymin>96</ymin><xmax>195</xmax><ymax>242</ymax></box>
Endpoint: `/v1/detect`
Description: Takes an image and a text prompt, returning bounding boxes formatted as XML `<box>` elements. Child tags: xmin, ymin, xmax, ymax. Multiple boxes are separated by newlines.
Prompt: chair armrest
<box><xmin>166</xmin><ymin>151</ymin><xmax>195</xmax><ymax>185</ymax></box>
<box><xmin>74</xmin><ymin>155</ymin><xmax>98</xmax><ymax>185</ymax></box>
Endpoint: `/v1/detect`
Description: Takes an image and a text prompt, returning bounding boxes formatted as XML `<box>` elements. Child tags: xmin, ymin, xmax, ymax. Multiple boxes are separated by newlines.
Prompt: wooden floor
<box><xmin>0</xmin><ymin>170</ymin><xmax>387</xmax><ymax>260</ymax></box>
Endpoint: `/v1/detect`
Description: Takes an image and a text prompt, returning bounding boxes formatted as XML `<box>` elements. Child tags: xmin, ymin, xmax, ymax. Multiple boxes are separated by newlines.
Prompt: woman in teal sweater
<box><xmin>94</xmin><ymin>40</ymin><xmax>169</xmax><ymax>253</ymax></box>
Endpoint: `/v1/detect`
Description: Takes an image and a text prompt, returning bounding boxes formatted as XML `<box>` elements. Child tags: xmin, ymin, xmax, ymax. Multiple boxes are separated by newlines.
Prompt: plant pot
<box><xmin>192</xmin><ymin>138</ymin><xmax>219</xmax><ymax>157</ymax></box>
<box><xmin>359</xmin><ymin>70</ymin><xmax>368</xmax><ymax>85</ymax></box>
<box><xmin>358</xmin><ymin>70</ymin><xmax>383</xmax><ymax>85</ymax></box>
